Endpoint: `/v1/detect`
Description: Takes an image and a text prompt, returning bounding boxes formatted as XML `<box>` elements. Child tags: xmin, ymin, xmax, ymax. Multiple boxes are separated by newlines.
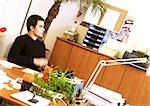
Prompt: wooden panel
<box><xmin>65</xmin><ymin>45</ymin><xmax>111</xmax><ymax>85</ymax></box>
<box><xmin>49</xmin><ymin>39</ymin><xmax>72</xmax><ymax>70</ymax></box>
<box><xmin>118</xmin><ymin>66</ymin><xmax>145</xmax><ymax>105</ymax></box>
<box><xmin>100</xmin><ymin>65</ymin><xmax>126</xmax><ymax>92</ymax></box>
<box><xmin>65</xmin><ymin>46</ymin><xmax>91</xmax><ymax>80</ymax></box>
<box><xmin>84</xmin><ymin>53</ymin><xmax>109</xmax><ymax>85</ymax></box>
<box><xmin>135</xmin><ymin>76</ymin><xmax>150</xmax><ymax>106</ymax></box>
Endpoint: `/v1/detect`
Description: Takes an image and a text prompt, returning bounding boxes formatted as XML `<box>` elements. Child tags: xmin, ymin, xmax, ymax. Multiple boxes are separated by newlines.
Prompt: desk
<box><xmin>0</xmin><ymin>66</ymin><xmax>28</xmax><ymax>106</ymax></box>
<box><xmin>0</xmin><ymin>60</ymin><xmax>88</xmax><ymax>106</ymax></box>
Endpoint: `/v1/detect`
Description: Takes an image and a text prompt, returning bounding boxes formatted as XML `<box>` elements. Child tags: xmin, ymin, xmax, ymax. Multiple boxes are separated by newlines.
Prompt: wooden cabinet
<box><xmin>49</xmin><ymin>38</ymin><xmax>113</xmax><ymax>85</ymax></box>
<box><xmin>100</xmin><ymin>65</ymin><xmax>127</xmax><ymax>92</ymax></box>
<box><xmin>65</xmin><ymin>46</ymin><xmax>109</xmax><ymax>85</ymax></box>
<box><xmin>49</xmin><ymin>37</ymin><xmax>148</xmax><ymax>105</ymax></box>
<box><xmin>118</xmin><ymin>66</ymin><xmax>145</xmax><ymax>105</ymax></box>
<box><xmin>65</xmin><ymin>46</ymin><xmax>92</xmax><ymax>81</ymax></box>
<box><xmin>49</xmin><ymin>38</ymin><xmax>73</xmax><ymax>70</ymax></box>
<box><xmin>134</xmin><ymin>77</ymin><xmax>150</xmax><ymax>105</ymax></box>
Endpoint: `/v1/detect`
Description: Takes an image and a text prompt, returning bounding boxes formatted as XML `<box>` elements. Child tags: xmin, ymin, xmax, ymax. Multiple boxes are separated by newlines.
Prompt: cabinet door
<box><xmin>84</xmin><ymin>53</ymin><xmax>108</xmax><ymax>85</ymax></box>
<box><xmin>135</xmin><ymin>77</ymin><xmax>150</xmax><ymax>106</ymax></box>
<box><xmin>49</xmin><ymin>39</ymin><xmax>72</xmax><ymax>70</ymax></box>
<box><xmin>100</xmin><ymin>65</ymin><xmax>126</xmax><ymax>92</ymax></box>
<box><xmin>118</xmin><ymin>66</ymin><xmax>145</xmax><ymax>105</ymax></box>
<box><xmin>65</xmin><ymin>46</ymin><xmax>91</xmax><ymax>81</ymax></box>
<box><xmin>65</xmin><ymin>45</ymin><xmax>110</xmax><ymax>85</ymax></box>
<box><xmin>89</xmin><ymin>53</ymin><xmax>110</xmax><ymax>86</ymax></box>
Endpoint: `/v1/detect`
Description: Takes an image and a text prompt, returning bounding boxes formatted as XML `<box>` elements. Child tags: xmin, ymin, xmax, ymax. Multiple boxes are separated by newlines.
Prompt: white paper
<box><xmin>84</xmin><ymin>91</ymin><xmax>111</xmax><ymax>106</ymax></box>
<box><xmin>99</xmin><ymin>9</ymin><xmax>120</xmax><ymax>31</ymax></box>
<box><xmin>0</xmin><ymin>60</ymin><xmax>22</xmax><ymax>69</ymax></box>
<box><xmin>21</xmin><ymin>68</ymin><xmax>40</xmax><ymax>75</ymax></box>
<box><xmin>84</xmin><ymin>84</ymin><xmax>125</xmax><ymax>105</ymax></box>
<box><xmin>0</xmin><ymin>69</ymin><xmax>14</xmax><ymax>89</ymax></box>
<box><xmin>0</xmin><ymin>69</ymin><xmax>11</xmax><ymax>82</ymax></box>
<box><xmin>11</xmin><ymin>91</ymin><xmax>51</xmax><ymax>106</ymax></box>
<box><xmin>21</xmin><ymin>68</ymin><xmax>43</xmax><ymax>78</ymax></box>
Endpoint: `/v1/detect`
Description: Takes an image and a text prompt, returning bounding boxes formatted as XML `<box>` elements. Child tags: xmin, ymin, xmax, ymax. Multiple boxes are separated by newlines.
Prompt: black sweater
<box><xmin>8</xmin><ymin>34</ymin><xmax>45</xmax><ymax>71</ymax></box>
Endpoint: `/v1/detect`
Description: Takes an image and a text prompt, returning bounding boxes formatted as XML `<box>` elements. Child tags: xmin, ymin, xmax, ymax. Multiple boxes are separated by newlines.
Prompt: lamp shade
<box><xmin>0</xmin><ymin>27</ymin><xmax>7</xmax><ymax>33</ymax></box>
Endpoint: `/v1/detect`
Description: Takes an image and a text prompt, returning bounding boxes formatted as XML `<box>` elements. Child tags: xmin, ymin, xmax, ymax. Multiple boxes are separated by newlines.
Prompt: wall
<box><xmin>44</xmin><ymin>0</ymin><xmax>150</xmax><ymax>58</ymax></box>
<box><xmin>44</xmin><ymin>2</ymin><xmax>79</xmax><ymax>53</ymax></box>
<box><xmin>0</xmin><ymin>0</ymin><xmax>150</xmax><ymax>58</ymax></box>
<box><xmin>106</xmin><ymin>0</ymin><xmax>150</xmax><ymax>54</ymax></box>
<box><xmin>0</xmin><ymin>0</ymin><xmax>79</xmax><ymax>58</ymax></box>
<box><xmin>0</xmin><ymin>0</ymin><xmax>31</xmax><ymax>58</ymax></box>
<box><xmin>21</xmin><ymin>0</ymin><xmax>54</xmax><ymax>35</ymax></box>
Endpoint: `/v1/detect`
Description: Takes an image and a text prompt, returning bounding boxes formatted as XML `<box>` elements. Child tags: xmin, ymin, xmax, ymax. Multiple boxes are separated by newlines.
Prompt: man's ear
<box><xmin>30</xmin><ymin>26</ymin><xmax>34</xmax><ymax>31</ymax></box>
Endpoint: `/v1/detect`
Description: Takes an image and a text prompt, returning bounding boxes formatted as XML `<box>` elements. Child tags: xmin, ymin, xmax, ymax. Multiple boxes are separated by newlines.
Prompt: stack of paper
<box><xmin>11</xmin><ymin>91</ymin><xmax>51</xmax><ymax>106</ymax></box>
<box><xmin>0</xmin><ymin>60</ymin><xmax>22</xmax><ymax>69</ymax></box>
<box><xmin>84</xmin><ymin>84</ymin><xmax>126</xmax><ymax>106</ymax></box>
<box><xmin>0</xmin><ymin>69</ymin><xmax>12</xmax><ymax>89</ymax></box>
<box><xmin>21</xmin><ymin>68</ymin><xmax>43</xmax><ymax>77</ymax></box>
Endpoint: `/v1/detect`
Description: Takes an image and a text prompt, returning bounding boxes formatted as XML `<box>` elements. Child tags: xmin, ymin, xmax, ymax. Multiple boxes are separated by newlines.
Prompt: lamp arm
<box><xmin>104</xmin><ymin>58</ymin><xmax>147</xmax><ymax>64</ymax></box>
<box><xmin>84</xmin><ymin>58</ymin><xmax>147</xmax><ymax>92</ymax></box>
<box><xmin>84</xmin><ymin>60</ymin><xmax>106</xmax><ymax>91</ymax></box>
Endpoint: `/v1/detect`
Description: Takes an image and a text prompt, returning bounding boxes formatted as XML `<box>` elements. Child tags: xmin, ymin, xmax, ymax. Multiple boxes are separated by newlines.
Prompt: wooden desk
<box><xmin>0</xmin><ymin>63</ymin><xmax>88</xmax><ymax>106</ymax></box>
<box><xmin>0</xmin><ymin>67</ymin><xmax>28</xmax><ymax>106</ymax></box>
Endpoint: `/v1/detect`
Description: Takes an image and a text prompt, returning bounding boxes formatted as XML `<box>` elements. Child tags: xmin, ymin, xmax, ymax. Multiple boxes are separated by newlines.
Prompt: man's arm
<box><xmin>8</xmin><ymin>37</ymin><xmax>33</xmax><ymax>66</ymax></box>
<box><xmin>8</xmin><ymin>36</ymin><xmax>48</xmax><ymax>68</ymax></box>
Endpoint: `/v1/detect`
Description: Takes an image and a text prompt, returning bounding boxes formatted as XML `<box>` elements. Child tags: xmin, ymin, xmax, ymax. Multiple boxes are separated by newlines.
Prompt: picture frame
<box><xmin>83</xmin><ymin>4</ymin><xmax>128</xmax><ymax>33</ymax></box>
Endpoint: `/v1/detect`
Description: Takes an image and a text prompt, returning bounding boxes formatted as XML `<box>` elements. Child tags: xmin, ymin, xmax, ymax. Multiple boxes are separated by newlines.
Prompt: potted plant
<box><xmin>33</xmin><ymin>66</ymin><xmax>83</xmax><ymax>104</ymax></box>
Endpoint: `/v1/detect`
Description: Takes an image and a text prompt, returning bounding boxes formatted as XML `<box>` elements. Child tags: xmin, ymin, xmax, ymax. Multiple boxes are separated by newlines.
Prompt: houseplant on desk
<box><xmin>33</xmin><ymin>66</ymin><xmax>83</xmax><ymax>104</ymax></box>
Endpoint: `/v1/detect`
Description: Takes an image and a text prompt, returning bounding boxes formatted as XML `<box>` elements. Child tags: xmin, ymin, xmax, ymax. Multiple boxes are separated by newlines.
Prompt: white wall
<box><xmin>1</xmin><ymin>0</ymin><xmax>150</xmax><ymax>58</ymax></box>
<box><xmin>44</xmin><ymin>2</ymin><xmax>79</xmax><ymax>52</ymax></box>
<box><xmin>107</xmin><ymin>0</ymin><xmax>150</xmax><ymax>54</ymax></box>
<box><xmin>0</xmin><ymin>0</ymin><xmax>31</xmax><ymax>58</ymax></box>
<box><xmin>0</xmin><ymin>0</ymin><xmax>79</xmax><ymax>58</ymax></box>
<box><xmin>21</xmin><ymin>0</ymin><xmax>54</xmax><ymax>34</ymax></box>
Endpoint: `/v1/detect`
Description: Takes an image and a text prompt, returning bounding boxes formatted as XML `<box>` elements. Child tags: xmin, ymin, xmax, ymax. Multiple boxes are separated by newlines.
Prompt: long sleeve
<box><xmin>7</xmin><ymin>34</ymin><xmax>45</xmax><ymax>70</ymax></box>
<box><xmin>8</xmin><ymin>36</ymin><xmax>33</xmax><ymax>66</ymax></box>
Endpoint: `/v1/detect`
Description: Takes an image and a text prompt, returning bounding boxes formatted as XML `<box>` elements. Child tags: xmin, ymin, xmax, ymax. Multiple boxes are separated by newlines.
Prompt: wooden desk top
<box><xmin>0</xmin><ymin>62</ymin><xmax>88</xmax><ymax>106</ymax></box>
<box><xmin>0</xmin><ymin>67</ymin><xmax>28</xmax><ymax>106</ymax></box>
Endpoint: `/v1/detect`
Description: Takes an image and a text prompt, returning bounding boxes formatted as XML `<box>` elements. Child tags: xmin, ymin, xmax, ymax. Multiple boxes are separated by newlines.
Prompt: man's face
<box><xmin>33</xmin><ymin>20</ymin><xmax>45</xmax><ymax>38</ymax></box>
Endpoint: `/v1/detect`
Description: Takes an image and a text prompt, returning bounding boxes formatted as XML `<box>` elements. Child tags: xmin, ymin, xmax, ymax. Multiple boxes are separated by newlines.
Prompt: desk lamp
<box><xmin>83</xmin><ymin>58</ymin><xmax>148</xmax><ymax>105</ymax></box>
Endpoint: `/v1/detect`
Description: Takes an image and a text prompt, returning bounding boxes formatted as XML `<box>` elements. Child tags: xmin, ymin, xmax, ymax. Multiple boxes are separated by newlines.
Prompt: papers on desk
<box><xmin>11</xmin><ymin>91</ymin><xmax>51</xmax><ymax>106</ymax></box>
<box><xmin>0</xmin><ymin>69</ymin><xmax>21</xmax><ymax>90</ymax></box>
<box><xmin>84</xmin><ymin>84</ymin><xmax>125</xmax><ymax>106</ymax></box>
<box><xmin>0</xmin><ymin>69</ymin><xmax>11</xmax><ymax>89</ymax></box>
<box><xmin>21</xmin><ymin>68</ymin><xmax>39</xmax><ymax>75</ymax></box>
<box><xmin>21</xmin><ymin>68</ymin><xmax>43</xmax><ymax>77</ymax></box>
<box><xmin>0</xmin><ymin>60</ymin><xmax>22</xmax><ymax>69</ymax></box>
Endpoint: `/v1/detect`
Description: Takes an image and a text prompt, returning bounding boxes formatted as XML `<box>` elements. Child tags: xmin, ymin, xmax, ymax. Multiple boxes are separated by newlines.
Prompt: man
<box><xmin>8</xmin><ymin>15</ymin><xmax>48</xmax><ymax>71</ymax></box>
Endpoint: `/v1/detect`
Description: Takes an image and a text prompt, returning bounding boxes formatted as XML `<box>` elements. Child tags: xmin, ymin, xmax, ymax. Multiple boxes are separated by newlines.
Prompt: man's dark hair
<box><xmin>26</xmin><ymin>15</ymin><xmax>44</xmax><ymax>32</ymax></box>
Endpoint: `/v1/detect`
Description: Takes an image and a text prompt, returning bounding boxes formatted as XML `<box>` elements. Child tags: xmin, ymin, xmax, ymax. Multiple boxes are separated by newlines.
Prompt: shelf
<box><xmin>82</xmin><ymin>24</ymin><xmax>106</xmax><ymax>50</ymax></box>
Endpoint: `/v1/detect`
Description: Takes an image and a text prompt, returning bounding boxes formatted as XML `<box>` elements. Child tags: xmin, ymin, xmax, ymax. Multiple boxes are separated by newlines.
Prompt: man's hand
<box><xmin>33</xmin><ymin>58</ymin><xmax>48</xmax><ymax>68</ymax></box>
